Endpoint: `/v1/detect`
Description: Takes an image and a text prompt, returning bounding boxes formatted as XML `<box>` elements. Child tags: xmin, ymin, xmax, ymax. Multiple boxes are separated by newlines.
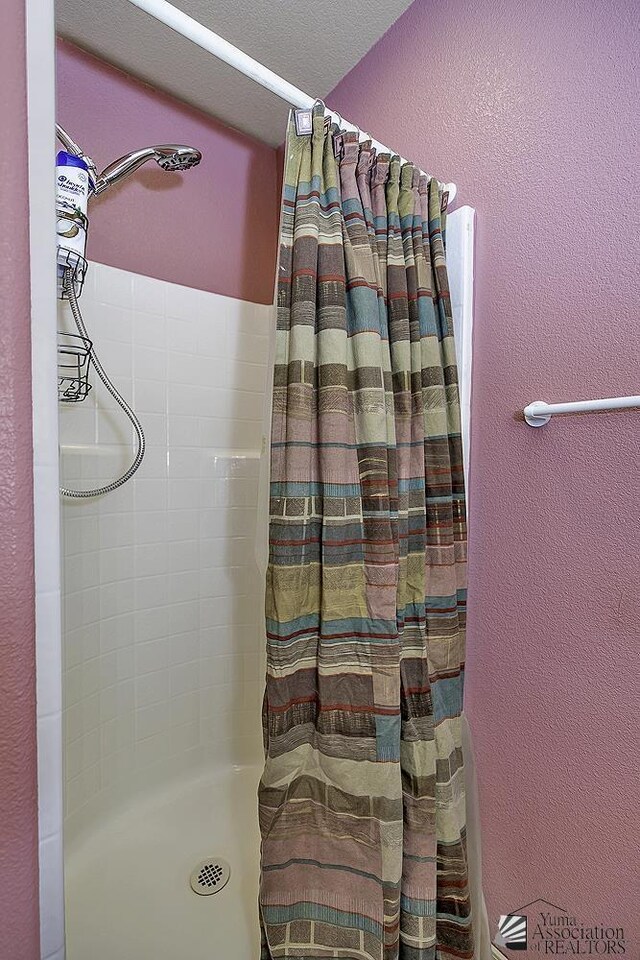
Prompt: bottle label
<box><xmin>56</xmin><ymin>161</ymin><xmax>89</xmax><ymax>264</ymax></box>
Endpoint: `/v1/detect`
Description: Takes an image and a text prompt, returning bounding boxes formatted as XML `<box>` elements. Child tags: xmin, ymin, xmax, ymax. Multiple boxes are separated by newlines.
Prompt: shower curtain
<box><xmin>259</xmin><ymin>104</ymin><xmax>477</xmax><ymax>960</ymax></box>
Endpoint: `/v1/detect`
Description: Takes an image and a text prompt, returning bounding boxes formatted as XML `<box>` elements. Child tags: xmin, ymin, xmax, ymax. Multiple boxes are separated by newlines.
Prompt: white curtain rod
<box><xmin>126</xmin><ymin>0</ymin><xmax>457</xmax><ymax>202</ymax></box>
<box><xmin>524</xmin><ymin>395</ymin><xmax>640</xmax><ymax>426</ymax></box>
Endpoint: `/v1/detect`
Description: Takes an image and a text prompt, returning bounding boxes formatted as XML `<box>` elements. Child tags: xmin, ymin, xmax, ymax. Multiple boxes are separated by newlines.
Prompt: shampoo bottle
<box><xmin>56</xmin><ymin>150</ymin><xmax>90</xmax><ymax>280</ymax></box>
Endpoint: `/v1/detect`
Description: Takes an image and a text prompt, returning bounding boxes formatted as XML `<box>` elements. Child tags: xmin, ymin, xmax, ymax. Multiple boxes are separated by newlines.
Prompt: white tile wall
<box><xmin>58</xmin><ymin>263</ymin><xmax>272</xmax><ymax>840</ymax></box>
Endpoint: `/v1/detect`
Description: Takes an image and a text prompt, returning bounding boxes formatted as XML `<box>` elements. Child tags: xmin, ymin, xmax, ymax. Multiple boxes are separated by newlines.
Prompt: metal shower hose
<box><xmin>60</xmin><ymin>267</ymin><xmax>146</xmax><ymax>498</ymax></box>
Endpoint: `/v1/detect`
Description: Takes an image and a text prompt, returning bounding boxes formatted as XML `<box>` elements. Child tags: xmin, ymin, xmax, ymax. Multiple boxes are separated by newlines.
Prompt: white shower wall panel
<box><xmin>58</xmin><ymin>263</ymin><xmax>271</xmax><ymax>841</ymax></box>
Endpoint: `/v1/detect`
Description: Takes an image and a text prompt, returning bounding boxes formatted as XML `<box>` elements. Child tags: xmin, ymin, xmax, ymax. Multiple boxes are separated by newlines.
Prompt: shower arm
<box><xmin>56</xmin><ymin>123</ymin><xmax>149</xmax><ymax>195</ymax></box>
<box><xmin>92</xmin><ymin>148</ymin><xmax>165</xmax><ymax>195</ymax></box>
<box><xmin>56</xmin><ymin>125</ymin><xmax>153</xmax><ymax>196</ymax></box>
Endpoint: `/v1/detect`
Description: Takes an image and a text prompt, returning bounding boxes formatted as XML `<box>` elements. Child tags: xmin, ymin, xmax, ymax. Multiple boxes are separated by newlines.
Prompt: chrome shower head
<box><xmin>153</xmin><ymin>145</ymin><xmax>202</xmax><ymax>172</ymax></box>
<box><xmin>93</xmin><ymin>144</ymin><xmax>202</xmax><ymax>194</ymax></box>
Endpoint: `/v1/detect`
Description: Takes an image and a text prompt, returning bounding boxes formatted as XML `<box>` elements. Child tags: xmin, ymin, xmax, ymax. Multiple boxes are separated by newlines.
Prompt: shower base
<box><xmin>65</xmin><ymin>764</ymin><xmax>262</xmax><ymax>960</ymax></box>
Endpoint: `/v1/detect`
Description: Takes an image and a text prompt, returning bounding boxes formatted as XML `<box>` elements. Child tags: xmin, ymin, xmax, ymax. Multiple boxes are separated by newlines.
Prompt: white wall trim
<box><xmin>447</xmin><ymin>204</ymin><xmax>476</xmax><ymax>493</ymax></box>
<box><xmin>26</xmin><ymin>0</ymin><xmax>66</xmax><ymax>956</ymax></box>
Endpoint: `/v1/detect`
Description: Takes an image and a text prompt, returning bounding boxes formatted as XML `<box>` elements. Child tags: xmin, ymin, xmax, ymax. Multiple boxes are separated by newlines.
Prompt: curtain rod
<box><xmin>126</xmin><ymin>0</ymin><xmax>457</xmax><ymax>203</ymax></box>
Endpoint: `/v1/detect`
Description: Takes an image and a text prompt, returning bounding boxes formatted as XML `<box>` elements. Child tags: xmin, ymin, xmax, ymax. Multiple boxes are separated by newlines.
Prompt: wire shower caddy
<box><xmin>57</xmin><ymin>331</ymin><xmax>93</xmax><ymax>403</ymax></box>
<box><xmin>57</xmin><ymin>247</ymin><xmax>88</xmax><ymax>300</ymax></box>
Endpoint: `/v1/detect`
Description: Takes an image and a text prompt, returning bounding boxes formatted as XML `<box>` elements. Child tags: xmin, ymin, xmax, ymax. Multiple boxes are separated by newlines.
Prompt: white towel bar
<box><xmin>524</xmin><ymin>396</ymin><xmax>640</xmax><ymax>427</ymax></box>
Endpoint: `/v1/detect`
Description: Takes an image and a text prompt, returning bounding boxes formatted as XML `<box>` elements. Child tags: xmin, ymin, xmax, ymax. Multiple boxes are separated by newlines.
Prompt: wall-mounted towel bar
<box><xmin>524</xmin><ymin>395</ymin><xmax>640</xmax><ymax>427</ymax></box>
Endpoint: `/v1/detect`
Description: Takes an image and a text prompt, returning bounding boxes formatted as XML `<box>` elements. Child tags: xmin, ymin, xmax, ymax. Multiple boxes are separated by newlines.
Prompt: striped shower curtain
<box><xmin>259</xmin><ymin>104</ymin><xmax>473</xmax><ymax>960</ymax></box>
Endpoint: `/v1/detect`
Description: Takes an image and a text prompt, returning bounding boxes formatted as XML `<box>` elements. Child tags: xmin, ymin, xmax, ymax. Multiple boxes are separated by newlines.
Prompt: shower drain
<box><xmin>189</xmin><ymin>857</ymin><xmax>231</xmax><ymax>896</ymax></box>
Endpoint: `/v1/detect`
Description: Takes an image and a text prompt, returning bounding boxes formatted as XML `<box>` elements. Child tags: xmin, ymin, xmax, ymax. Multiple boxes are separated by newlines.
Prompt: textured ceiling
<box><xmin>55</xmin><ymin>0</ymin><xmax>414</xmax><ymax>146</ymax></box>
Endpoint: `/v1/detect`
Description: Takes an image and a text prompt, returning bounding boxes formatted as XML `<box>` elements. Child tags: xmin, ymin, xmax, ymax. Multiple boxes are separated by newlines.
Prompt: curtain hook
<box><xmin>331</xmin><ymin>111</ymin><xmax>346</xmax><ymax>158</ymax></box>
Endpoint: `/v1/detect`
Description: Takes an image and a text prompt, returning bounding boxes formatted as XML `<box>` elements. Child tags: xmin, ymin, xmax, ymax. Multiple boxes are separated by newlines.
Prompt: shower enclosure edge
<box><xmin>26</xmin><ymin>1</ymin><xmax>66</xmax><ymax>957</ymax></box>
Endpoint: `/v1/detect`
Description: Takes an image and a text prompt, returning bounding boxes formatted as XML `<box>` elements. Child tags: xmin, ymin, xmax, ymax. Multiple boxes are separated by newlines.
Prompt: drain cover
<box><xmin>189</xmin><ymin>858</ymin><xmax>231</xmax><ymax>896</ymax></box>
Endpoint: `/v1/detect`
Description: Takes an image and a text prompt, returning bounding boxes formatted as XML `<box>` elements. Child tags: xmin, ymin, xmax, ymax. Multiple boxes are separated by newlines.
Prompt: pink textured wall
<box><xmin>0</xmin><ymin>0</ymin><xmax>40</xmax><ymax>956</ymax></box>
<box><xmin>330</xmin><ymin>0</ymin><xmax>639</xmax><ymax>949</ymax></box>
<box><xmin>56</xmin><ymin>40</ymin><xmax>279</xmax><ymax>304</ymax></box>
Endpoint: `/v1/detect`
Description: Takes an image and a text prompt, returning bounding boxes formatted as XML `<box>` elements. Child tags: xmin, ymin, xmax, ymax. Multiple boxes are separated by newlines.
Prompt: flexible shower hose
<box><xmin>60</xmin><ymin>267</ymin><xmax>146</xmax><ymax>498</ymax></box>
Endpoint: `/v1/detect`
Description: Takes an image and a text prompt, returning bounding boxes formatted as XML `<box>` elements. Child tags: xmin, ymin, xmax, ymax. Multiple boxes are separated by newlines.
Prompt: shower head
<box><xmin>154</xmin><ymin>145</ymin><xmax>202</xmax><ymax>172</ymax></box>
<box><xmin>93</xmin><ymin>144</ymin><xmax>202</xmax><ymax>195</ymax></box>
<box><xmin>56</xmin><ymin>125</ymin><xmax>202</xmax><ymax>196</ymax></box>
